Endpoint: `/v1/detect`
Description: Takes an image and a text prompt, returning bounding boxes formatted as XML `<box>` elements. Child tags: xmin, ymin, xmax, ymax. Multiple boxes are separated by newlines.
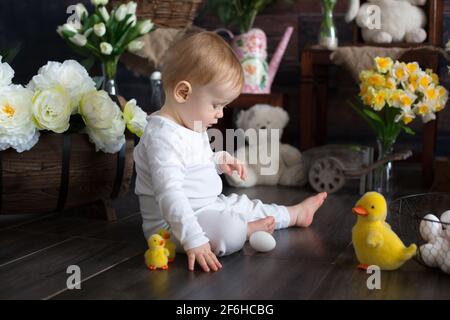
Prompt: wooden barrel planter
<box><xmin>0</xmin><ymin>133</ymin><xmax>135</xmax><ymax>221</ymax></box>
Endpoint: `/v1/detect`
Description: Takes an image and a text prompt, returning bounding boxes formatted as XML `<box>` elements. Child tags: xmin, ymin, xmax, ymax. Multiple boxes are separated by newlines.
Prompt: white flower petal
<box><xmin>0</xmin><ymin>56</ymin><xmax>15</xmax><ymax>87</ymax></box>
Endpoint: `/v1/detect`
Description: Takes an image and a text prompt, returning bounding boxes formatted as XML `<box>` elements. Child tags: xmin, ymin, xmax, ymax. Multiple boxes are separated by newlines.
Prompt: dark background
<box><xmin>1</xmin><ymin>0</ymin><xmax>449</xmax><ymax>155</ymax></box>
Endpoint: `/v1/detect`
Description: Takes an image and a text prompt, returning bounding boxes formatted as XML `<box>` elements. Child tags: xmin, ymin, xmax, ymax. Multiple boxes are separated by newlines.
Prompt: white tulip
<box><xmin>126</xmin><ymin>2</ymin><xmax>137</xmax><ymax>15</ymax></box>
<box><xmin>127</xmin><ymin>40</ymin><xmax>144</xmax><ymax>52</ymax></box>
<box><xmin>115</xmin><ymin>4</ymin><xmax>127</xmax><ymax>21</ymax></box>
<box><xmin>57</xmin><ymin>22</ymin><xmax>80</xmax><ymax>37</ymax></box>
<box><xmin>94</xmin><ymin>23</ymin><xmax>106</xmax><ymax>37</ymax></box>
<box><xmin>69</xmin><ymin>34</ymin><xmax>87</xmax><ymax>47</ymax></box>
<box><xmin>74</xmin><ymin>3</ymin><xmax>88</xmax><ymax>21</ymax></box>
<box><xmin>0</xmin><ymin>85</ymin><xmax>39</xmax><ymax>152</ymax></box>
<box><xmin>91</xmin><ymin>0</ymin><xmax>109</xmax><ymax>6</ymax></box>
<box><xmin>127</xmin><ymin>14</ymin><xmax>137</xmax><ymax>27</ymax></box>
<box><xmin>98</xmin><ymin>6</ymin><xmax>110</xmax><ymax>22</ymax></box>
<box><xmin>100</xmin><ymin>42</ymin><xmax>113</xmax><ymax>55</ymax></box>
<box><xmin>139</xmin><ymin>19</ymin><xmax>154</xmax><ymax>34</ymax></box>
<box><xmin>123</xmin><ymin>98</ymin><xmax>147</xmax><ymax>137</ymax></box>
<box><xmin>31</xmin><ymin>87</ymin><xmax>72</xmax><ymax>133</ymax></box>
<box><xmin>28</xmin><ymin>60</ymin><xmax>96</xmax><ymax>112</ymax></box>
<box><xmin>83</xmin><ymin>27</ymin><xmax>93</xmax><ymax>38</ymax></box>
<box><xmin>0</xmin><ymin>56</ymin><xmax>14</xmax><ymax>88</ymax></box>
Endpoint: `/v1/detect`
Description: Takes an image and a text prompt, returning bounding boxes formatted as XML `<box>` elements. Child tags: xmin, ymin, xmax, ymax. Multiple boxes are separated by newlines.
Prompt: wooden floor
<box><xmin>1</xmin><ymin>164</ymin><xmax>450</xmax><ymax>300</ymax></box>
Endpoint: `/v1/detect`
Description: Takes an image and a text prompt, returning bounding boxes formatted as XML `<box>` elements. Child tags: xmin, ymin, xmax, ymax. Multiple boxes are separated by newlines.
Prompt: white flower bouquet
<box><xmin>0</xmin><ymin>57</ymin><xmax>147</xmax><ymax>153</ymax></box>
<box><xmin>57</xmin><ymin>0</ymin><xmax>155</xmax><ymax>80</ymax></box>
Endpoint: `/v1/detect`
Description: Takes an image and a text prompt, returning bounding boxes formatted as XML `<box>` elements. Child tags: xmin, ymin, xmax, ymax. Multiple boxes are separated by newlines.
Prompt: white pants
<box><xmin>139</xmin><ymin>193</ymin><xmax>290</xmax><ymax>257</ymax></box>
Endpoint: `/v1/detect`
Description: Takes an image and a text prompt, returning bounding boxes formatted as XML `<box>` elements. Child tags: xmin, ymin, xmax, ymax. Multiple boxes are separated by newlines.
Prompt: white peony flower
<box><xmin>127</xmin><ymin>40</ymin><xmax>144</xmax><ymax>52</ymax></box>
<box><xmin>0</xmin><ymin>85</ymin><xmax>39</xmax><ymax>152</ymax></box>
<box><xmin>69</xmin><ymin>33</ymin><xmax>87</xmax><ymax>47</ymax></box>
<box><xmin>139</xmin><ymin>20</ymin><xmax>153</xmax><ymax>34</ymax></box>
<box><xmin>115</xmin><ymin>4</ymin><xmax>127</xmax><ymax>21</ymax></box>
<box><xmin>85</xmin><ymin>115</ymin><xmax>125</xmax><ymax>153</ymax></box>
<box><xmin>79</xmin><ymin>90</ymin><xmax>126</xmax><ymax>153</ymax></box>
<box><xmin>123</xmin><ymin>99</ymin><xmax>147</xmax><ymax>137</ymax></box>
<box><xmin>79</xmin><ymin>90</ymin><xmax>121</xmax><ymax>129</ymax></box>
<box><xmin>0</xmin><ymin>56</ymin><xmax>14</xmax><ymax>88</ymax></box>
<box><xmin>100</xmin><ymin>42</ymin><xmax>113</xmax><ymax>55</ymax></box>
<box><xmin>28</xmin><ymin>60</ymin><xmax>96</xmax><ymax>112</ymax></box>
<box><xmin>31</xmin><ymin>86</ymin><xmax>72</xmax><ymax>133</ymax></box>
<box><xmin>91</xmin><ymin>0</ymin><xmax>108</xmax><ymax>6</ymax></box>
<box><xmin>98</xmin><ymin>6</ymin><xmax>110</xmax><ymax>22</ymax></box>
<box><xmin>94</xmin><ymin>22</ymin><xmax>106</xmax><ymax>37</ymax></box>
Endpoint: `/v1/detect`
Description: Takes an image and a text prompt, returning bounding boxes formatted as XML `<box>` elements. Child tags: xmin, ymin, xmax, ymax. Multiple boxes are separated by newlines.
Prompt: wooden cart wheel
<box><xmin>308</xmin><ymin>157</ymin><xmax>345</xmax><ymax>193</ymax></box>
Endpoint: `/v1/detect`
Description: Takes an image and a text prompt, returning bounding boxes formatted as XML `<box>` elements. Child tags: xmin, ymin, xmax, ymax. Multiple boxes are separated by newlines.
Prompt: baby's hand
<box><xmin>217</xmin><ymin>152</ymin><xmax>247</xmax><ymax>180</ymax></box>
<box><xmin>186</xmin><ymin>242</ymin><xmax>222</xmax><ymax>272</ymax></box>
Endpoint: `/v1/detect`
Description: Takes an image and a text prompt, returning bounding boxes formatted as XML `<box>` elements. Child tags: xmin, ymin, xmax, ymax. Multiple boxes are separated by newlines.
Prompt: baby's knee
<box><xmin>198</xmin><ymin>212</ymin><xmax>247</xmax><ymax>257</ymax></box>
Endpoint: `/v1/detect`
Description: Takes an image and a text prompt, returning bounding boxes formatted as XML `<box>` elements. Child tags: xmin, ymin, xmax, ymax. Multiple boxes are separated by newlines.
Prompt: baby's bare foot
<box><xmin>247</xmin><ymin>216</ymin><xmax>275</xmax><ymax>239</ymax></box>
<box><xmin>288</xmin><ymin>192</ymin><xmax>327</xmax><ymax>227</ymax></box>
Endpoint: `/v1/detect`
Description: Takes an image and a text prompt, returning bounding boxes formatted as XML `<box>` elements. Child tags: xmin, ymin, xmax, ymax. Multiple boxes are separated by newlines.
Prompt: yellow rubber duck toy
<box><xmin>145</xmin><ymin>234</ymin><xmax>170</xmax><ymax>271</ymax></box>
<box><xmin>352</xmin><ymin>191</ymin><xmax>417</xmax><ymax>271</ymax></box>
<box><xmin>157</xmin><ymin>228</ymin><xmax>176</xmax><ymax>263</ymax></box>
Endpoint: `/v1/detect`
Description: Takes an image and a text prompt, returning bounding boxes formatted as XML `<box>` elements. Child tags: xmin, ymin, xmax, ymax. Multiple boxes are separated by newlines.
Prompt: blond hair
<box><xmin>161</xmin><ymin>31</ymin><xmax>244</xmax><ymax>92</ymax></box>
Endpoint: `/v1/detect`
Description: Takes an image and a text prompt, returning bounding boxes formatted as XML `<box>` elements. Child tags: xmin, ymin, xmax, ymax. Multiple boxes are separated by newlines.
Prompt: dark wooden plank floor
<box><xmin>1</xmin><ymin>164</ymin><xmax>449</xmax><ymax>300</ymax></box>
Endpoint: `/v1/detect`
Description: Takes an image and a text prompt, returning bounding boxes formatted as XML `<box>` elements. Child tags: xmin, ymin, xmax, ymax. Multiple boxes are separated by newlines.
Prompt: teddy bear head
<box><xmin>235</xmin><ymin>104</ymin><xmax>289</xmax><ymax>134</ymax></box>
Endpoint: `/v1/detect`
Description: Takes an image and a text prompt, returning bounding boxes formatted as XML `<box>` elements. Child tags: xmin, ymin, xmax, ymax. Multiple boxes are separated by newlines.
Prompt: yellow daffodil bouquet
<box><xmin>349</xmin><ymin>56</ymin><xmax>448</xmax><ymax>154</ymax></box>
<box><xmin>57</xmin><ymin>0</ymin><xmax>155</xmax><ymax>81</ymax></box>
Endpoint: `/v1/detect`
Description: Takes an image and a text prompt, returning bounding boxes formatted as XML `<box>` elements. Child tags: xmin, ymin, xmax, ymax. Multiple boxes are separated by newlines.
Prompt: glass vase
<box><xmin>319</xmin><ymin>0</ymin><xmax>338</xmax><ymax>50</ymax></box>
<box><xmin>149</xmin><ymin>70</ymin><xmax>164</xmax><ymax>111</ymax></box>
<box><xmin>102</xmin><ymin>58</ymin><xmax>119</xmax><ymax>96</ymax></box>
<box><xmin>372</xmin><ymin>138</ymin><xmax>395</xmax><ymax>198</ymax></box>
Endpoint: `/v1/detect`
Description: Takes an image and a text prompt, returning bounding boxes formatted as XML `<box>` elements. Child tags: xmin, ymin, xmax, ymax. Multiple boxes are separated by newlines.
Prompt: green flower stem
<box><xmin>102</xmin><ymin>57</ymin><xmax>119</xmax><ymax>79</ymax></box>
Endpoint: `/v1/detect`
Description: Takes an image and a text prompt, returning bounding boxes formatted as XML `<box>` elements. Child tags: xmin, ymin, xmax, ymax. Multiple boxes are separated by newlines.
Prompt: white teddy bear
<box><xmin>419</xmin><ymin>211</ymin><xmax>450</xmax><ymax>274</ymax></box>
<box><xmin>225</xmin><ymin>104</ymin><xmax>307</xmax><ymax>188</ymax></box>
<box><xmin>346</xmin><ymin>0</ymin><xmax>428</xmax><ymax>44</ymax></box>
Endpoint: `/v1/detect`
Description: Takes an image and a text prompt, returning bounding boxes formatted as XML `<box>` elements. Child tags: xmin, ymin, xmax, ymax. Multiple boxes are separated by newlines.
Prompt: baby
<box><xmin>133</xmin><ymin>31</ymin><xmax>327</xmax><ymax>273</ymax></box>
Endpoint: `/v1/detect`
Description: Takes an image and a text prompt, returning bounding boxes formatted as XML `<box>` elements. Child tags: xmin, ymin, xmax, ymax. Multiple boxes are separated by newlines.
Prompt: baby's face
<box><xmin>181</xmin><ymin>80</ymin><xmax>241</xmax><ymax>132</ymax></box>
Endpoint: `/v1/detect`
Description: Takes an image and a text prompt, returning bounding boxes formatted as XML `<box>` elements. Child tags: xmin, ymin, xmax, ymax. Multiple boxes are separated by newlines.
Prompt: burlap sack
<box><xmin>121</xmin><ymin>25</ymin><xmax>205</xmax><ymax>76</ymax></box>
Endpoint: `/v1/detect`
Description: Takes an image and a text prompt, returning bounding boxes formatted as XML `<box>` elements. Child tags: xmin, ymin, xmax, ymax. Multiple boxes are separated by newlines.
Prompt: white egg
<box><xmin>420</xmin><ymin>243</ymin><xmax>438</xmax><ymax>267</ymax></box>
<box><xmin>419</xmin><ymin>214</ymin><xmax>441</xmax><ymax>242</ymax></box>
<box><xmin>249</xmin><ymin>231</ymin><xmax>276</xmax><ymax>252</ymax></box>
<box><xmin>441</xmin><ymin>210</ymin><xmax>450</xmax><ymax>232</ymax></box>
<box><xmin>440</xmin><ymin>210</ymin><xmax>450</xmax><ymax>223</ymax></box>
<box><xmin>438</xmin><ymin>210</ymin><xmax>450</xmax><ymax>239</ymax></box>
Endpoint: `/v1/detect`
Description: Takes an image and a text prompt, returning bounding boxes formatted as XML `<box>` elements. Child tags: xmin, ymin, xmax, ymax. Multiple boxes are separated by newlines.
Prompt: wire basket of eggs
<box><xmin>389</xmin><ymin>193</ymin><xmax>450</xmax><ymax>274</ymax></box>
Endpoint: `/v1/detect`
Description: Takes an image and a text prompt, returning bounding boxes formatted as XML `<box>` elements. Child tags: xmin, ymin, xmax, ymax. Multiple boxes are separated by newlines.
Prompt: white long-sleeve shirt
<box><xmin>133</xmin><ymin>114</ymin><xmax>225</xmax><ymax>250</ymax></box>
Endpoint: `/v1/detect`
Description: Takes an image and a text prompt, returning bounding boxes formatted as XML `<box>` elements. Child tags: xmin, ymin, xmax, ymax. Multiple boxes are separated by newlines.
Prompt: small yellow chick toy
<box><xmin>145</xmin><ymin>234</ymin><xmax>170</xmax><ymax>271</ymax></box>
<box><xmin>352</xmin><ymin>192</ymin><xmax>417</xmax><ymax>271</ymax></box>
<box><xmin>157</xmin><ymin>228</ymin><xmax>176</xmax><ymax>263</ymax></box>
